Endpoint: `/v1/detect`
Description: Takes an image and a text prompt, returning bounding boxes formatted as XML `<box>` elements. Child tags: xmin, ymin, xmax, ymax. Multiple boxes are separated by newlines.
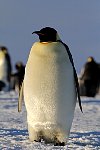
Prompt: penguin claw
<box><xmin>54</xmin><ymin>142</ymin><xmax>65</xmax><ymax>146</ymax></box>
<box><xmin>34</xmin><ymin>139</ymin><xmax>41</xmax><ymax>143</ymax></box>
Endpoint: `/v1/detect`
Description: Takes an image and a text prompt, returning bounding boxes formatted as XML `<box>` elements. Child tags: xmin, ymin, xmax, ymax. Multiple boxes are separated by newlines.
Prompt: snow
<box><xmin>0</xmin><ymin>91</ymin><xmax>100</xmax><ymax>149</ymax></box>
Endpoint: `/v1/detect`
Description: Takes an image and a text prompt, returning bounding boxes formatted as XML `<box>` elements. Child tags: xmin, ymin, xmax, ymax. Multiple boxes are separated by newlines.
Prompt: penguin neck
<box><xmin>41</xmin><ymin>42</ymin><xmax>53</xmax><ymax>44</ymax></box>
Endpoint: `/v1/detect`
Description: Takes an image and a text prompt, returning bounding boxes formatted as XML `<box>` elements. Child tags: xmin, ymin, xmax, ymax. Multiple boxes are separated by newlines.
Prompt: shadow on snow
<box><xmin>82</xmin><ymin>100</ymin><xmax>100</xmax><ymax>104</ymax></box>
<box><xmin>0</xmin><ymin>128</ymin><xmax>28</xmax><ymax>141</ymax></box>
<box><xmin>0</xmin><ymin>128</ymin><xmax>100</xmax><ymax>147</ymax></box>
<box><xmin>70</xmin><ymin>131</ymin><xmax>100</xmax><ymax>147</ymax></box>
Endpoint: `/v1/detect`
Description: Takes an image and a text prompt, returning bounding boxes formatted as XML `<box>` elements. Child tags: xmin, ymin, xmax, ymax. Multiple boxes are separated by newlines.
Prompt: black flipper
<box><xmin>57</xmin><ymin>40</ymin><xmax>83</xmax><ymax>112</ymax></box>
<box><xmin>18</xmin><ymin>81</ymin><xmax>24</xmax><ymax>112</ymax></box>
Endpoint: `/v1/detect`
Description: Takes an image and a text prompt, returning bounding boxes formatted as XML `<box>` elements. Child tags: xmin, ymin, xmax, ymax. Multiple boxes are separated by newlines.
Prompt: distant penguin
<box><xmin>11</xmin><ymin>61</ymin><xmax>25</xmax><ymax>92</ymax></box>
<box><xmin>18</xmin><ymin>27</ymin><xmax>82</xmax><ymax>145</ymax></box>
<box><xmin>0</xmin><ymin>46</ymin><xmax>12</xmax><ymax>91</ymax></box>
<box><xmin>0</xmin><ymin>81</ymin><xmax>5</xmax><ymax>91</ymax></box>
<box><xmin>15</xmin><ymin>61</ymin><xmax>25</xmax><ymax>89</ymax></box>
<box><xmin>79</xmin><ymin>56</ymin><xmax>100</xmax><ymax>97</ymax></box>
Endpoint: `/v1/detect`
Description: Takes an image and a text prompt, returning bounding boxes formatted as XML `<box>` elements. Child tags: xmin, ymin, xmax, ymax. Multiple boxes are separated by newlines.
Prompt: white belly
<box><xmin>0</xmin><ymin>58</ymin><xmax>8</xmax><ymax>82</ymax></box>
<box><xmin>24</xmin><ymin>42</ymin><xmax>76</xmax><ymax>132</ymax></box>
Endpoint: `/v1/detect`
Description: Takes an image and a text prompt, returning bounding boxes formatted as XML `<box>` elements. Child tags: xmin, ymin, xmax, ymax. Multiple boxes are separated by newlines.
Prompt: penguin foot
<box><xmin>28</xmin><ymin>124</ymin><xmax>44</xmax><ymax>142</ymax></box>
<box><xmin>54</xmin><ymin>142</ymin><xmax>65</xmax><ymax>146</ymax></box>
<box><xmin>34</xmin><ymin>138</ymin><xmax>41</xmax><ymax>142</ymax></box>
<box><xmin>54</xmin><ymin>137</ymin><xmax>65</xmax><ymax>146</ymax></box>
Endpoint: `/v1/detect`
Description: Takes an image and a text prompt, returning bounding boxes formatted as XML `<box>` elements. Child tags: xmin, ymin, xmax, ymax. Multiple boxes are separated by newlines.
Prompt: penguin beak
<box><xmin>32</xmin><ymin>31</ymin><xmax>44</xmax><ymax>36</ymax></box>
<box><xmin>32</xmin><ymin>31</ymin><xmax>39</xmax><ymax>34</ymax></box>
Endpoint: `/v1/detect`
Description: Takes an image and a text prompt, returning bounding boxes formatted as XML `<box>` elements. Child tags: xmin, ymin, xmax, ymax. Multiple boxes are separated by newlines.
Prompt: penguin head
<box><xmin>15</xmin><ymin>61</ymin><xmax>24</xmax><ymax>71</ymax></box>
<box><xmin>0</xmin><ymin>46</ymin><xmax>8</xmax><ymax>54</ymax></box>
<box><xmin>32</xmin><ymin>27</ymin><xmax>61</xmax><ymax>42</ymax></box>
<box><xmin>87</xmin><ymin>56</ymin><xmax>94</xmax><ymax>63</ymax></box>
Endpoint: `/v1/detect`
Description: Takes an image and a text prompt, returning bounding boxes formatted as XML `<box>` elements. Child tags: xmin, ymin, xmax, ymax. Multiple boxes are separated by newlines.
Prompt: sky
<box><xmin>0</xmin><ymin>0</ymin><xmax>100</xmax><ymax>73</ymax></box>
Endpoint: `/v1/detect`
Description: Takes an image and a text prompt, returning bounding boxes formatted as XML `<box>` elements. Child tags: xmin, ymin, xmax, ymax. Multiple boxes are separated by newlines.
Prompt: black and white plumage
<box><xmin>11</xmin><ymin>61</ymin><xmax>25</xmax><ymax>92</ymax></box>
<box><xmin>18</xmin><ymin>27</ymin><xmax>82</xmax><ymax>145</ymax></box>
<box><xmin>79</xmin><ymin>57</ymin><xmax>100</xmax><ymax>97</ymax></box>
<box><xmin>0</xmin><ymin>46</ymin><xmax>12</xmax><ymax>91</ymax></box>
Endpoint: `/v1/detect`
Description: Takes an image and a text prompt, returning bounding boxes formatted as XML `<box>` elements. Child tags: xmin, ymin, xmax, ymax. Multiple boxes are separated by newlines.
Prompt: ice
<box><xmin>0</xmin><ymin>91</ymin><xmax>100</xmax><ymax>149</ymax></box>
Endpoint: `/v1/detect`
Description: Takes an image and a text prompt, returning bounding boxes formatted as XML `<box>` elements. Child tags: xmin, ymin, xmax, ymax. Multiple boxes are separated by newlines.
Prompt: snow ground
<box><xmin>0</xmin><ymin>91</ymin><xmax>100</xmax><ymax>150</ymax></box>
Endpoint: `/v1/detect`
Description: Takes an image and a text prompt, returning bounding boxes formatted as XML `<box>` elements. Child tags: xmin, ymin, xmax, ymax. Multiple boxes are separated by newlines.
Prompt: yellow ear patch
<box><xmin>87</xmin><ymin>57</ymin><xmax>93</xmax><ymax>62</ymax></box>
<box><xmin>3</xmin><ymin>49</ymin><xmax>7</xmax><ymax>54</ymax></box>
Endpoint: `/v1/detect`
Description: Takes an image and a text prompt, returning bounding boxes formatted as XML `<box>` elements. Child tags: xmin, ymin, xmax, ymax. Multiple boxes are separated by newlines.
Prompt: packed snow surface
<box><xmin>0</xmin><ymin>91</ymin><xmax>100</xmax><ymax>149</ymax></box>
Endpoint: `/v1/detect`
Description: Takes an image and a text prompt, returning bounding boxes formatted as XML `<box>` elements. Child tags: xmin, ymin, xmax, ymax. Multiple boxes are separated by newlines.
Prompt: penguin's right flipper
<box><xmin>18</xmin><ymin>81</ymin><xmax>24</xmax><ymax>112</ymax></box>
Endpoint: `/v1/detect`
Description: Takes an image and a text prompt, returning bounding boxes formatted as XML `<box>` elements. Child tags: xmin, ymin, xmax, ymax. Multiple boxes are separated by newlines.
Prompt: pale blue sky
<box><xmin>0</xmin><ymin>0</ymin><xmax>100</xmax><ymax>73</ymax></box>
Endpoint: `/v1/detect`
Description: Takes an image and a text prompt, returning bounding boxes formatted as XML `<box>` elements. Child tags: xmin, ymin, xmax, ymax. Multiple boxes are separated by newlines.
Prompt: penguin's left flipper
<box><xmin>57</xmin><ymin>40</ymin><xmax>83</xmax><ymax>112</ymax></box>
<box><xmin>18</xmin><ymin>81</ymin><xmax>24</xmax><ymax>112</ymax></box>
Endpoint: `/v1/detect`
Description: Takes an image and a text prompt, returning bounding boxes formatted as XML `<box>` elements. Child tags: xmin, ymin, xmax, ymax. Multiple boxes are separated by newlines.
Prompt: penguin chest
<box><xmin>0</xmin><ymin>58</ymin><xmax>7</xmax><ymax>81</ymax></box>
<box><xmin>24</xmin><ymin>43</ymin><xmax>76</xmax><ymax>125</ymax></box>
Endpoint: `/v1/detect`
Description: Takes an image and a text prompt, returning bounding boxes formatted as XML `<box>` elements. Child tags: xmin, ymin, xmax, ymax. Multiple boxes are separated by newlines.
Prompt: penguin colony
<box><xmin>0</xmin><ymin>46</ymin><xmax>25</xmax><ymax>92</ymax></box>
<box><xmin>18</xmin><ymin>27</ymin><xmax>82</xmax><ymax>146</ymax></box>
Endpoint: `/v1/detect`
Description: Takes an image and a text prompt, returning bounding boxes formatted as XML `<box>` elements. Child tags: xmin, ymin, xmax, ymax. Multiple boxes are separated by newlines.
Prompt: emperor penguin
<box><xmin>18</xmin><ymin>27</ymin><xmax>82</xmax><ymax>146</ymax></box>
<box><xmin>10</xmin><ymin>61</ymin><xmax>25</xmax><ymax>92</ymax></box>
<box><xmin>79</xmin><ymin>57</ymin><xmax>100</xmax><ymax>97</ymax></box>
<box><xmin>0</xmin><ymin>46</ymin><xmax>12</xmax><ymax>91</ymax></box>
